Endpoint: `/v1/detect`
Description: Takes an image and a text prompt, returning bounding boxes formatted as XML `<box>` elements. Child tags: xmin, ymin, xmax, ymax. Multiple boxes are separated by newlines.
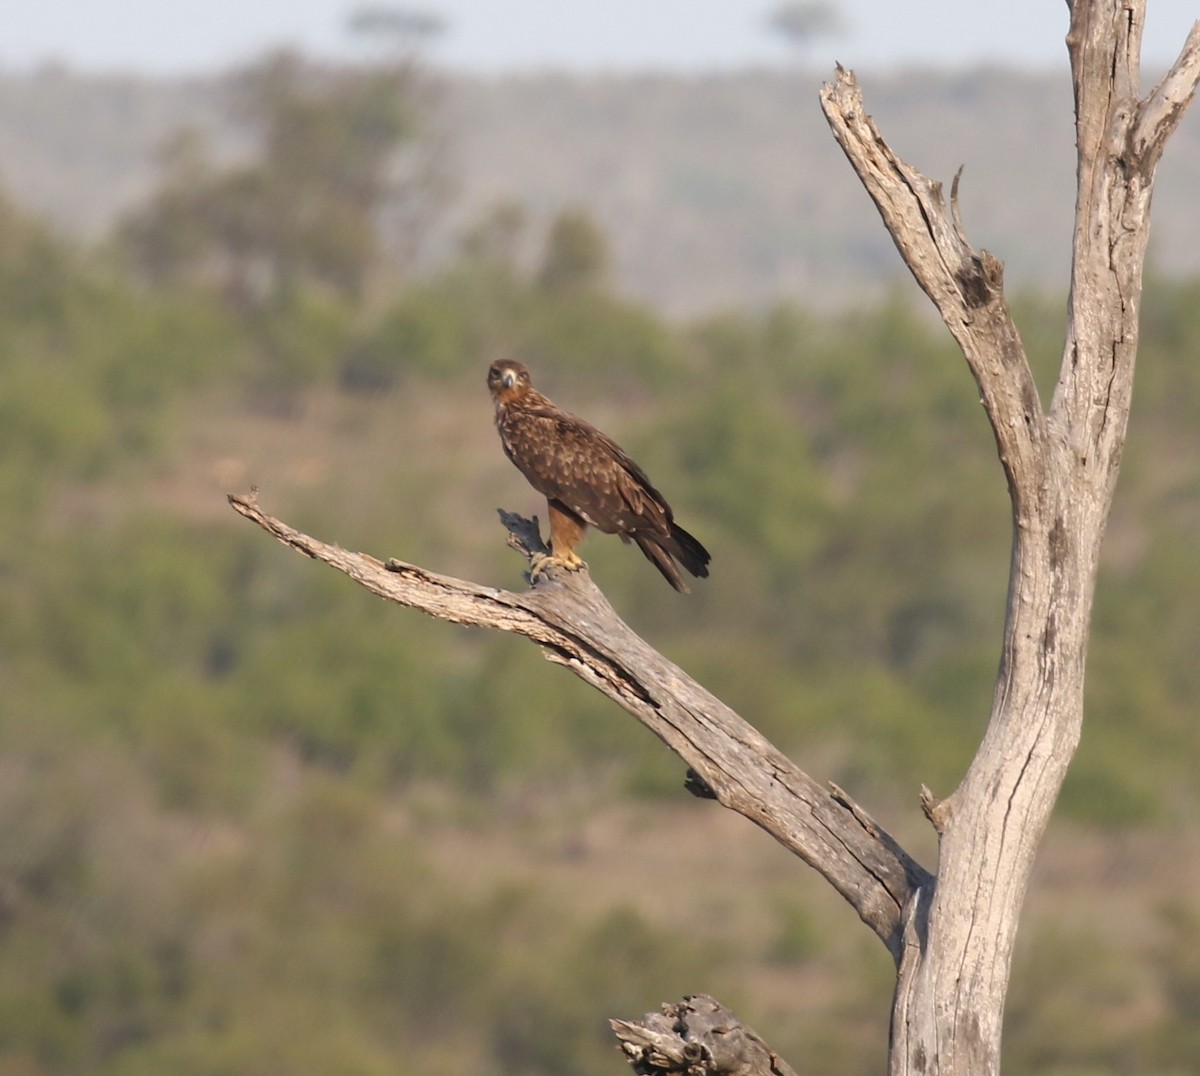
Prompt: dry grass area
<box><xmin>379</xmin><ymin>771</ymin><xmax>1199</xmax><ymax>1027</ymax></box>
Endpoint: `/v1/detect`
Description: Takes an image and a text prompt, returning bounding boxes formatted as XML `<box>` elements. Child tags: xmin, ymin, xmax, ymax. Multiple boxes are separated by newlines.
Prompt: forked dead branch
<box><xmin>231</xmin><ymin>4</ymin><xmax>1200</xmax><ymax>1072</ymax></box>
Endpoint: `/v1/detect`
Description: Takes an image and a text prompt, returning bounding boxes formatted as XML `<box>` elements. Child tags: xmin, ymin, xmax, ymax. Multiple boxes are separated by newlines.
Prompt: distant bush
<box><xmin>6</xmin><ymin>177</ymin><xmax>1200</xmax><ymax>1070</ymax></box>
<box><xmin>341</xmin><ymin>282</ymin><xmax>473</xmax><ymax>388</ymax></box>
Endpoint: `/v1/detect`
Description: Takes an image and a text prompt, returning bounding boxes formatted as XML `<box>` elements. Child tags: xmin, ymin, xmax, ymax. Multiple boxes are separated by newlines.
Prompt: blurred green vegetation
<box><xmin>2</xmin><ymin>111</ymin><xmax>1200</xmax><ymax>1070</ymax></box>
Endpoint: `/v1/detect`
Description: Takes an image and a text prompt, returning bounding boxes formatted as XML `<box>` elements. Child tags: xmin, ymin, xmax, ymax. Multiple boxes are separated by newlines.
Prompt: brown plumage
<box><xmin>487</xmin><ymin>359</ymin><xmax>710</xmax><ymax>592</ymax></box>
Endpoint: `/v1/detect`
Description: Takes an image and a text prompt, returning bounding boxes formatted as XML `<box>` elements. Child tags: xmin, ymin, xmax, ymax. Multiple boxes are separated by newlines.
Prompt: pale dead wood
<box><xmin>231</xmin><ymin>488</ymin><xmax>853</xmax><ymax>1057</ymax></box>
<box><xmin>1132</xmin><ymin>22</ymin><xmax>1200</xmax><ymax>165</ymax></box>
<box><xmin>818</xmin><ymin>67</ymin><xmax>1046</xmax><ymax>512</ymax></box>
<box><xmin>226</xmin><ymin>5</ymin><xmax>1200</xmax><ymax>1071</ymax></box>
<box><xmin>227</xmin><ymin>491</ymin><xmax>931</xmax><ymax>957</ymax></box>
<box><xmin>817</xmin><ymin>4</ymin><xmax>1200</xmax><ymax>1073</ymax></box>
<box><xmin>612</xmin><ymin>995</ymin><xmax>798</xmax><ymax>1076</ymax></box>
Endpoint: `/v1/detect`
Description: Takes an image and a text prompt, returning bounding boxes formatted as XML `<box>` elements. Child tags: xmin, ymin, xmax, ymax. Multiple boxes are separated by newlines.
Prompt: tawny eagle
<box><xmin>487</xmin><ymin>359</ymin><xmax>710</xmax><ymax>592</ymax></box>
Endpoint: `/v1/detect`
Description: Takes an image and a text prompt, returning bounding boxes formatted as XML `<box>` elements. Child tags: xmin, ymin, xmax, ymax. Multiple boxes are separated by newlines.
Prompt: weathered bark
<box><xmin>818</xmin><ymin>5</ymin><xmax>1200</xmax><ymax>1074</ymax></box>
<box><xmin>228</xmin><ymin>4</ymin><xmax>1200</xmax><ymax>1073</ymax></box>
<box><xmin>611</xmin><ymin>995</ymin><xmax>797</xmax><ymax>1076</ymax></box>
<box><xmin>229</xmin><ymin>492</ymin><xmax>929</xmax><ymax>951</ymax></box>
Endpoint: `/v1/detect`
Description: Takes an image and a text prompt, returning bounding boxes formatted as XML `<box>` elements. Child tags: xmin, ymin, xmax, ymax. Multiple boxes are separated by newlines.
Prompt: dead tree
<box><xmin>229</xmin><ymin>2</ymin><xmax>1200</xmax><ymax>1072</ymax></box>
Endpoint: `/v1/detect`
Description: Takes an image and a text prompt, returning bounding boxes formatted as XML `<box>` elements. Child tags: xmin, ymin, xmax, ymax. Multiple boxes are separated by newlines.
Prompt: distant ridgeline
<box><xmin>1</xmin><ymin>65</ymin><xmax>1198</xmax><ymax>312</ymax></box>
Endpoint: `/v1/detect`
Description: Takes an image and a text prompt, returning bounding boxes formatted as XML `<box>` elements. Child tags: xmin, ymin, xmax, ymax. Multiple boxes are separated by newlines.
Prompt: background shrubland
<box><xmin>2</xmin><ymin>52</ymin><xmax>1200</xmax><ymax>1075</ymax></box>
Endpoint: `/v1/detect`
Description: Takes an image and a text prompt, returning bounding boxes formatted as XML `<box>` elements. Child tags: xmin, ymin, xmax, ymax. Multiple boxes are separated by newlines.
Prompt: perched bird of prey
<box><xmin>487</xmin><ymin>359</ymin><xmax>710</xmax><ymax>592</ymax></box>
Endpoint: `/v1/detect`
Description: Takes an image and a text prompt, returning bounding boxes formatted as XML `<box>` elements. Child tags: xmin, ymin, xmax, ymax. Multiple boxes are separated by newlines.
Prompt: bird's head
<box><xmin>487</xmin><ymin>359</ymin><xmax>532</xmax><ymax>405</ymax></box>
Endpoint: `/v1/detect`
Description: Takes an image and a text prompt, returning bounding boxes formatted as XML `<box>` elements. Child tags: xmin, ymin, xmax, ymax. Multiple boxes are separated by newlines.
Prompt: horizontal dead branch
<box><xmin>228</xmin><ymin>491</ymin><xmax>931</xmax><ymax>957</ymax></box>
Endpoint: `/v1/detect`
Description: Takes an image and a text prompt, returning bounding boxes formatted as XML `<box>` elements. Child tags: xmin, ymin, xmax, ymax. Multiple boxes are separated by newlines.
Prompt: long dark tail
<box><xmin>634</xmin><ymin>523</ymin><xmax>711</xmax><ymax>593</ymax></box>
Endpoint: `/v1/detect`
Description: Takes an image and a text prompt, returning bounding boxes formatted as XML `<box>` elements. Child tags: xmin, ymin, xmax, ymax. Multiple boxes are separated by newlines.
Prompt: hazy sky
<box><xmin>4</xmin><ymin>1</ymin><xmax>1195</xmax><ymax>76</ymax></box>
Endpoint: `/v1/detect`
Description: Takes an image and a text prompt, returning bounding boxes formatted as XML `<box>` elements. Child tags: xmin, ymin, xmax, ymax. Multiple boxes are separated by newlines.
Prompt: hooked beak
<box><xmin>502</xmin><ymin>371</ymin><xmax>516</xmax><ymax>389</ymax></box>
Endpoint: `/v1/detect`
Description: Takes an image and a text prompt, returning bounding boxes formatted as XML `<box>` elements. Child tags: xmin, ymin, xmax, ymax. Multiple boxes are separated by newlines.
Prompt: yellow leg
<box><xmin>531</xmin><ymin>501</ymin><xmax>587</xmax><ymax>580</ymax></box>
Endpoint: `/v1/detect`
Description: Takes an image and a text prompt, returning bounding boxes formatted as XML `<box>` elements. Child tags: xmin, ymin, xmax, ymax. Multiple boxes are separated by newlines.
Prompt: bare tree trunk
<box><xmin>229</xmin><ymin>3</ymin><xmax>1200</xmax><ymax>1073</ymax></box>
<box><xmin>820</xmin><ymin>4</ymin><xmax>1200</xmax><ymax>1072</ymax></box>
